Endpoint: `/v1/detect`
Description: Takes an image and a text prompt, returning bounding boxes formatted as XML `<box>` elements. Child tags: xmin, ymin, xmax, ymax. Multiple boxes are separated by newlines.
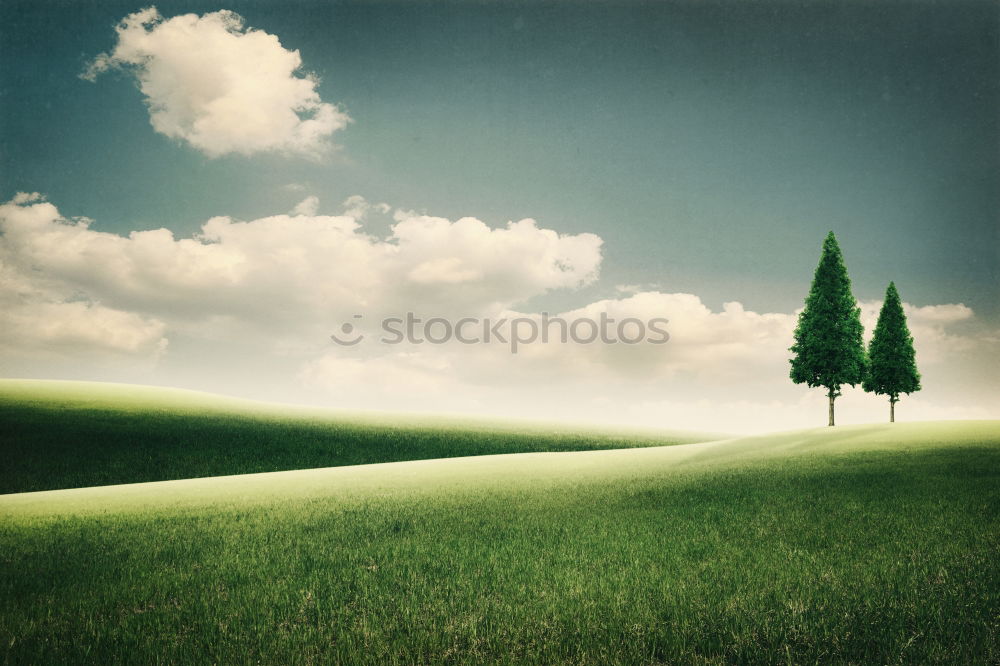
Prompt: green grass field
<box><xmin>0</xmin><ymin>380</ymin><xmax>721</xmax><ymax>494</ymax></box>
<box><xmin>1</xmin><ymin>381</ymin><xmax>997</xmax><ymax>664</ymax></box>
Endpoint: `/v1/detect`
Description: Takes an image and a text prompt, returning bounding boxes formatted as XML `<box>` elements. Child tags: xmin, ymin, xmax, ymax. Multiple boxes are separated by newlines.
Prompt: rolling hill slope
<box><xmin>0</xmin><ymin>379</ymin><xmax>724</xmax><ymax>494</ymax></box>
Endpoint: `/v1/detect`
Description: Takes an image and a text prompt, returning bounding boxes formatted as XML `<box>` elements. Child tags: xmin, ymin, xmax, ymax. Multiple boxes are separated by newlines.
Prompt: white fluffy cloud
<box><xmin>0</xmin><ymin>299</ymin><xmax>167</xmax><ymax>359</ymax></box>
<box><xmin>0</xmin><ymin>195</ymin><xmax>168</xmax><ymax>364</ymax></box>
<box><xmin>0</xmin><ymin>193</ymin><xmax>602</xmax><ymax>350</ymax></box>
<box><xmin>83</xmin><ymin>7</ymin><xmax>350</xmax><ymax>158</ymax></box>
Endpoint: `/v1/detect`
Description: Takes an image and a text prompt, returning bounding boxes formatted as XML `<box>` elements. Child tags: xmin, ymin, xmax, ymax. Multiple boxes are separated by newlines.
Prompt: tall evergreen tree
<box><xmin>790</xmin><ymin>232</ymin><xmax>866</xmax><ymax>426</ymax></box>
<box><xmin>863</xmin><ymin>282</ymin><xmax>921</xmax><ymax>422</ymax></box>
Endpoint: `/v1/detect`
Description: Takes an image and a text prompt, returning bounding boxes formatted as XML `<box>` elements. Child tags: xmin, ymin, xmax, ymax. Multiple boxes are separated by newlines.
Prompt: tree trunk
<box><xmin>828</xmin><ymin>392</ymin><xmax>835</xmax><ymax>427</ymax></box>
<box><xmin>890</xmin><ymin>398</ymin><xmax>896</xmax><ymax>423</ymax></box>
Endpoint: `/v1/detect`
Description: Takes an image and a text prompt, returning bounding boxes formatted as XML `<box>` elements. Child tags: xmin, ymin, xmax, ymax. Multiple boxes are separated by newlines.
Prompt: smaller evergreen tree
<box><xmin>863</xmin><ymin>282</ymin><xmax>921</xmax><ymax>422</ymax></box>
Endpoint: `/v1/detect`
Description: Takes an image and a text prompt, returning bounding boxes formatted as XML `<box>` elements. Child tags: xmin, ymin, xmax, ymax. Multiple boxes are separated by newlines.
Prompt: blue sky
<box><xmin>4</xmin><ymin>0</ymin><xmax>997</xmax><ymax>314</ymax></box>
<box><xmin>1</xmin><ymin>1</ymin><xmax>997</xmax><ymax>430</ymax></box>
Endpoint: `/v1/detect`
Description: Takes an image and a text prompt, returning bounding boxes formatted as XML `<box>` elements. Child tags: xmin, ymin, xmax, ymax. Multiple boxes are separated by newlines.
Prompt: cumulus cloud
<box><xmin>0</xmin><ymin>300</ymin><xmax>167</xmax><ymax>359</ymax></box>
<box><xmin>11</xmin><ymin>192</ymin><xmax>45</xmax><ymax>205</ymax></box>
<box><xmin>0</xmin><ymin>217</ymin><xmax>167</xmax><ymax>365</ymax></box>
<box><xmin>550</xmin><ymin>294</ymin><xmax>796</xmax><ymax>381</ymax></box>
<box><xmin>0</xmin><ymin>193</ymin><xmax>602</xmax><ymax>341</ymax></box>
<box><xmin>83</xmin><ymin>7</ymin><xmax>350</xmax><ymax>158</ymax></box>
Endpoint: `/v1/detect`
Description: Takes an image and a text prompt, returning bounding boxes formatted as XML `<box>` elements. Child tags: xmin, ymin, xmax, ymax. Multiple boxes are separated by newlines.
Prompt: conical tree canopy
<box><xmin>790</xmin><ymin>232</ymin><xmax>866</xmax><ymax>396</ymax></box>
<box><xmin>863</xmin><ymin>281</ymin><xmax>921</xmax><ymax>400</ymax></box>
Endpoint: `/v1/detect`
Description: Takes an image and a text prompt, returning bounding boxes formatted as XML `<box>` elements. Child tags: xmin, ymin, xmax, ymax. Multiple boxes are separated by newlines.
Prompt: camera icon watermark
<box><xmin>329</xmin><ymin>314</ymin><xmax>364</xmax><ymax>346</ymax></box>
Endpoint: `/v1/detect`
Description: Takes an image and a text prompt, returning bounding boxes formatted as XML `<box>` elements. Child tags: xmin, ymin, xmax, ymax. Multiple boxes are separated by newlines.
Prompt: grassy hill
<box><xmin>0</xmin><ymin>379</ymin><xmax>723</xmax><ymax>494</ymax></box>
<box><xmin>2</xmin><ymin>419</ymin><xmax>998</xmax><ymax>663</ymax></box>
